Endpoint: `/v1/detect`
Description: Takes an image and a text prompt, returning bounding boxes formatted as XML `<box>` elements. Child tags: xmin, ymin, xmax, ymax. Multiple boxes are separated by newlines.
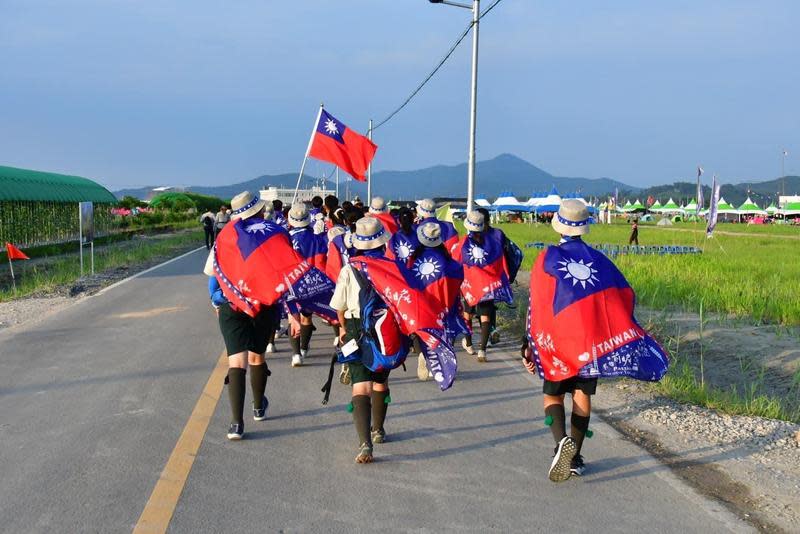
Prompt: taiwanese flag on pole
<box><xmin>308</xmin><ymin>109</ymin><xmax>377</xmax><ymax>182</ymax></box>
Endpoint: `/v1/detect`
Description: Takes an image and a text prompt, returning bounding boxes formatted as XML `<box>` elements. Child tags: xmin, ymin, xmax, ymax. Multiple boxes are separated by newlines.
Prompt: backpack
<box><xmin>347</xmin><ymin>266</ymin><xmax>410</xmax><ymax>372</ymax></box>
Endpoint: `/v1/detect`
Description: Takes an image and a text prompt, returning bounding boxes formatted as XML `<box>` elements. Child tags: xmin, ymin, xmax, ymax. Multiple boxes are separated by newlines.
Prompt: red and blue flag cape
<box><xmin>325</xmin><ymin>230</ymin><xmax>351</xmax><ymax>283</ymax></box>
<box><xmin>370</xmin><ymin>212</ymin><xmax>399</xmax><ymax>235</ymax></box>
<box><xmin>418</xmin><ymin>217</ymin><xmax>459</xmax><ymax>252</ymax></box>
<box><xmin>385</xmin><ymin>228</ymin><xmax>420</xmax><ymax>262</ymax></box>
<box><xmin>289</xmin><ymin>227</ymin><xmax>328</xmax><ymax>271</ymax></box>
<box><xmin>453</xmin><ymin>231</ymin><xmax>513</xmax><ymax>307</ymax></box>
<box><xmin>213</xmin><ymin>217</ymin><xmax>335</xmax><ymax>320</ymax></box>
<box><xmin>308</xmin><ymin>109</ymin><xmax>377</xmax><ymax>182</ymax></box>
<box><xmin>350</xmin><ymin>255</ymin><xmax>460</xmax><ymax>390</ymax></box>
<box><xmin>527</xmin><ymin>238</ymin><xmax>669</xmax><ymax>381</ymax></box>
<box><xmin>408</xmin><ymin>248</ymin><xmax>469</xmax><ymax>344</ymax></box>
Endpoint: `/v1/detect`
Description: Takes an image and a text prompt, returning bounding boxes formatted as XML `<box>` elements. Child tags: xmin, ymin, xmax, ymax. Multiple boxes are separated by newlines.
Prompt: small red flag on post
<box><xmin>308</xmin><ymin>110</ymin><xmax>377</xmax><ymax>182</ymax></box>
<box><xmin>6</xmin><ymin>243</ymin><xmax>29</xmax><ymax>260</ymax></box>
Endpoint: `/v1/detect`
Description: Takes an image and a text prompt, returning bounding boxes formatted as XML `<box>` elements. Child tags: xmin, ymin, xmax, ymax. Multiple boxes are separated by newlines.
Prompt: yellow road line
<box><xmin>133</xmin><ymin>351</ymin><xmax>227</xmax><ymax>534</ymax></box>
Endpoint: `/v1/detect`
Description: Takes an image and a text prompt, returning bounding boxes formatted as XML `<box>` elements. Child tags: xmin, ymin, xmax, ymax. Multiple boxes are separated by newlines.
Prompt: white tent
<box><xmin>536</xmin><ymin>187</ymin><xmax>562</xmax><ymax>213</ymax></box>
<box><xmin>493</xmin><ymin>192</ymin><xmax>529</xmax><ymax>212</ymax></box>
<box><xmin>475</xmin><ymin>198</ymin><xmax>492</xmax><ymax>208</ymax></box>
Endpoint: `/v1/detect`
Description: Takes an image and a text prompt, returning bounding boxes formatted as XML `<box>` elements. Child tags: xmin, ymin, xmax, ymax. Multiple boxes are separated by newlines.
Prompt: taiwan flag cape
<box><xmin>527</xmin><ymin>239</ymin><xmax>669</xmax><ymax>381</ymax></box>
<box><xmin>385</xmin><ymin>228</ymin><xmax>419</xmax><ymax>262</ymax></box>
<box><xmin>408</xmin><ymin>248</ymin><xmax>469</xmax><ymax>343</ymax></box>
<box><xmin>213</xmin><ymin>217</ymin><xmax>335</xmax><ymax>320</ymax></box>
<box><xmin>289</xmin><ymin>227</ymin><xmax>328</xmax><ymax>271</ymax></box>
<box><xmin>453</xmin><ymin>232</ymin><xmax>513</xmax><ymax>307</ymax></box>
<box><xmin>350</xmin><ymin>255</ymin><xmax>460</xmax><ymax>391</ymax></box>
<box><xmin>418</xmin><ymin>217</ymin><xmax>459</xmax><ymax>251</ymax></box>
<box><xmin>325</xmin><ymin>228</ymin><xmax>350</xmax><ymax>283</ymax></box>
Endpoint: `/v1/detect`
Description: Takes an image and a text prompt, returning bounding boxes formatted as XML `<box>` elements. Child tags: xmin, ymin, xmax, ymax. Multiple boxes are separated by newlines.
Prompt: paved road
<box><xmin>0</xmin><ymin>249</ymin><xmax>752</xmax><ymax>533</ymax></box>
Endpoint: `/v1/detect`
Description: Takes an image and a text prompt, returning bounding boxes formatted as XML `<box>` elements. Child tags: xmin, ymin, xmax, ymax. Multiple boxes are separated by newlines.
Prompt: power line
<box><xmin>373</xmin><ymin>0</ymin><xmax>504</xmax><ymax>131</ymax></box>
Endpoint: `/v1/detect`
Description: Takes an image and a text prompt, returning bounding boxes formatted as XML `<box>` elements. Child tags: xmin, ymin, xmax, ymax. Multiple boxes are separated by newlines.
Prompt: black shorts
<box><xmin>464</xmin><ymin>299</ymin><xmax>495</xmax><ymax>316</ymax></box>
<box><xmin>217</xmin><ymin>303</ymin><xmax>275</xmax><ymax>356</ymax></box>
<box><xmin>542</xmin><ymin>376</ymin><xmax>598</xmax><ymax>396</ymax></box>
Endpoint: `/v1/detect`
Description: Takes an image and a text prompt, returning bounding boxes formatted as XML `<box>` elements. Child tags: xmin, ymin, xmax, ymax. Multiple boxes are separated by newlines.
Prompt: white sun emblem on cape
<box><xmin>467</xmin><ymin>244</ymin><xmax>487</xmax><ymax>265</ymax></box>
<box><xmin>557</xmin><ymin>257</ymin><xmax>599</xmax><ymax>289</ymax></box>
<box><xmin>395</xmin><ymin>243</ymin><xmax>412</xmax><ymax>260</ymax></box>
<box><xmin>324</xmin><ymin>119</ymin><xmax>339</xmax><ymax>135</ymax></box>
<box><xmin>413</xmin><ymin>258</ymin><xmax>441</xmax><ymax>281</ymax></box>
<box><xmin>245</xmin><ymin>221</ymin><xmax>270</xmax><ymax>235</ymax></box>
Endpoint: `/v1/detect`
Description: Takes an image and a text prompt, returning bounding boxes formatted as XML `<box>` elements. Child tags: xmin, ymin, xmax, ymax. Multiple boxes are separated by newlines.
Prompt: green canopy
<box><xmin>650</xmin><ymin>200</ymin><xmax>662</xmax><ymax>210</ymax></box>
<box><xmin>716</xmin><ymin>197</ymin><xmax>736</xmax><ymax>212</ymax></box>
<box><xmin>630</xmin><ymin>199</ymin><xmax>646</xmax><ymax>211</ymax></box>
<box><xmin>781</xmin><ymin>201</ymin><xmax>800</xmax><ymax>215</ymax></box>
<box><xmin>684</xmin><ymin>198</ymin><xmax>698</xmax><ymax>211</ymax></box>
<box><xmin>736</xmin><ymin>197</ymin><xmax>766</xmax><ymax>214</ymax></box>
<box><xmin>660</xmin><ymin>198</ymin><xmax>681</xmax><ymax>212</ymax></box>
<box><xmin>766</xmin><ymin>203</ymin><xmax>778</xmax><ymax>214</ymax></box>
<box><xmin>0</xmin><ymin>165</ymin><xmax>116</xmax><ymax>203</ymax></box>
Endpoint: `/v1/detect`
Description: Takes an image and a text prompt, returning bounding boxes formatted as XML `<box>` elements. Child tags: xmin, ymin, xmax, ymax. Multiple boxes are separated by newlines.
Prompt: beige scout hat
<box><xmin>552</xmin><ymin>199</ymin><xmax>591</xmax><ymax>237</ymax></box>
<box><xmin>416</xmin><ymin>198</ymin><xmax>436</xmax><ymax>218</ymax></box>
<box><xmin>464</xmin><ymin>210</ymin><xmax>485</xmax><ymax>233</ymax></box>
<box><xmin>230</xmin><ymin>191</ymin><xmax>266</xmax><ymax>220</ymax></box>
<box><xmin>287</xmin><ymin>202</ymin><xmax>311</xmax><ymax>228</ymax></box>
<box><xmin>416</xmin><ymin>222</ymin><xmax>442</xmax><ymax>248</ymax></box>
<box><xmin>369</xmin><ymin>196</ymin><xmax>388</xmax><ymax>214</ymax></box>
<box><xmin>352</xmin><ymin>217</ymin><xmax>390</xmax><ymax>251</ymax></box>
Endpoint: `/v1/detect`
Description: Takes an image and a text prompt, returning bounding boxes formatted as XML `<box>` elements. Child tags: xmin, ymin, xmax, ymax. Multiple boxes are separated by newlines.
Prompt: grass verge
<box><xmin>0</xmin><ymin>230</ymin><xmax>203</xmax><ymax>301</ymax></box>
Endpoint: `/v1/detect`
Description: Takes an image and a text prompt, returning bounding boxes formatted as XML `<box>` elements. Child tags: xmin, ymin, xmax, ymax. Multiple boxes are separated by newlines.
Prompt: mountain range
<box><xmin>114</xmin><ymin>153</ymin><xmax>798</xmax><ymax>208</ymax></box>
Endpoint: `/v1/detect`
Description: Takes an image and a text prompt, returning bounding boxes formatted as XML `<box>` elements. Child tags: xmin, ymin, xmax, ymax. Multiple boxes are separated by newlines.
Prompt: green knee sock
<box><xmin>371</xmin><ymin>389</ymin><xmax>389</xmax><ymax>432</ymax></box>
<box><xmin>351</xmin><ymin>394</ymin><xmax>372</xmax><ymax>445</ymax></box>
<box><xmin>227</xmin><ymin>368</ymin><xmax>246</xmax><ymax>425</ymax></box>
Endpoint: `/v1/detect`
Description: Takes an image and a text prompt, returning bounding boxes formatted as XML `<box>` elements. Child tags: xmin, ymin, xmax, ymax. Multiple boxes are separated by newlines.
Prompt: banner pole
<box><xmin>293</xmin><ymin>103</ymin><xmax>324</xmax><ymax>204</ymax></box>
<box><xmin>367</xmin><ymin>119</ymin><xmax>373</xmax><ymax>204</ymax></box>
<box><xmin>335</xmin><ymin>167</ymin><xmax>340</xmax><ymax>198</ymax></box>
<box><xmin>8</xmin><ymin>256</ymin><xmax>15</xmax><ymax>293</ymax></box>
<box><xmin>78</xmin><ymin>204</ymin><xmax>84</xmax><ymax>277</ymax></box>
<box><xmin>91</xmin><ymin>242</ymin><xmax>95</xmax><ymax>275</ymax></box>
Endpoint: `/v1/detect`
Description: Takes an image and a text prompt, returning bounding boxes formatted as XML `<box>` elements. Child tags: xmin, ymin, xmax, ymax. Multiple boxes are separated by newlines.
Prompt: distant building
<box><xmin>259</xmin><ymin>185</ymin><xmax>334</xmax><ymax>205</ymax></box>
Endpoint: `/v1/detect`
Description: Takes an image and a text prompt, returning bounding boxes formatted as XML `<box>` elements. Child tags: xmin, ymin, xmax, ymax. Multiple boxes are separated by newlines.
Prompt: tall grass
<box><xmin>496</xmin><ymin>221</ymin><xmax>800</xmax><ymax>325</ymax></box>
<box><xmin>0</xmin><ymin>230</ymin><xmax>203</xmax><ymax>301</ymax></box>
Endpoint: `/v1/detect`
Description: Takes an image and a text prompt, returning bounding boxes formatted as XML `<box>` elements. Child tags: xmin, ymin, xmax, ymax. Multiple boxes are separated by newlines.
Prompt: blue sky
<box><xmin>1</xmin><ymin>1</ymin><xmax>798</xmax><ymax>190</ymax></box>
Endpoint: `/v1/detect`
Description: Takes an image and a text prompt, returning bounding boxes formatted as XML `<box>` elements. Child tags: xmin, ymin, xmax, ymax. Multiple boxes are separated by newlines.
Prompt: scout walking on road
<box><xmin>286</xmin><ymin>203</ymin><xmax>328</xmax><ymax>367</ymax></box>
<box><xmin>205</xmin><ymin>193</ymin><xmax>277</xmax><ymax>440</ymax></box>
<box><xmin>214</xmin><ymin>204</ymin><xmax>230</xmax><ymax>238</ymax></box>
<box><xmin>415</xmin><ymin>198</ymin><xmax>459</xmax><ymax>251</ymax></box>
<box><xmin>452</xmin><ymin>210</ymin><xmax>514</xmax><ymax>362</ymax></box>
<box><xmin>330</xmin><ymin>217</ymin><xmax>394</xmax><ymax>463</ymax></box>
<box><xmin>200</xmin><ymin>209</ymin><xmax>215</xmax><ymax>250</ymax></box>
<box><xmin>523</xmin><ymin>199</ymin><xmax>669</xmax><ymax>481</ymax></box>
<box><xmin>386</xmin><ymin>207</ymin><xmax>419</xmax><ymax>262</ymax></box>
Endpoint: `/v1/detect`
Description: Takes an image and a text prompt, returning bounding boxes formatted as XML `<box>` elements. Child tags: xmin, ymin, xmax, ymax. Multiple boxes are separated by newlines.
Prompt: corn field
<box><xmin>0</xmin><ymin>201</ymin><xmax>120</xmax><ymax>247</ymax></box>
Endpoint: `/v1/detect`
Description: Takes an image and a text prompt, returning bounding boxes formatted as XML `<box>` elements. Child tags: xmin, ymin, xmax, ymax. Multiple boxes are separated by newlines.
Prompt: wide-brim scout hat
<box><xmin>230</xmin><ymin>191</ymin><xmax>266</xmax><ymax>220</ymax></box>
<box><xmin>287</xmin><ymin>202</ymin><xmax>311</xmax><ymax>228</ymax></box>
<box><xmin>352</xmin><ymin>217</ymin><xmax>390</xmax><ymax>250</ymax></box>
<box><xmin>416</xmin><ymin>198</ymin><xmax>436</xmax><ymax>218</ymax></box>
<box><xmin>417</xmin><ymin>222</ymin><xmax>442</xmax><ymax>248</ymax></box>
<box><xmin>369</xmin><ymin>196</ymin><xmax>388</xmax><ymax>214</ymax></box>
<box><xmin>464</xmin><ymin>210</ymin><xmax>485</xmax><ymax>233</ymax></box>
<box><xmin>552</xmin><ymin>199</ymin><xmax>591</xmax><ymax>236</ymax></box>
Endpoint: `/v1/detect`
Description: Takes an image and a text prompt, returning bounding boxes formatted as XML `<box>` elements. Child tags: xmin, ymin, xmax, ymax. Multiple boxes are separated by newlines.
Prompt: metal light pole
<box><xmin>367</xmin><ymin>119</ymin><xmax>373</xmax><ymax>204</ymax></box>
<box><xmin>429</xmin><ymin>0</ymin><xmax>479</xmax><ymax>213</ymax></box>
<box><xmin>781</xmin><ymin>149</ymin><xmax>787</xmax><ymax>197</ymax></box>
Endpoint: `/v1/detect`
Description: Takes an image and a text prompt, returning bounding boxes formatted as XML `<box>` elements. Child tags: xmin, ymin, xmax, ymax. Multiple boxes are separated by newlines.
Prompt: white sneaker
<box><xmin>416</xmin><ymin>353</ymin><xmax>428</xmax><ymax>381</ymax></box>
<box><xmin>333</xmin><ymin>336</ymin><xmax>340</xmax><ymax>347</ymax></box>
<box><xmin>477</xmin><ymin>349</ymin><xmax>487</xmax><ymax>362</ymax></box>
<box><xmin>462</xmin><ymin>337</ymin><xmax>474</xmax><ymax>355</ymax></box>
<box><xmin>291</xmin><ymin>354</ymin><xmax>303</xmax><ymax>367</ymax></box>
<box><xmin>266</xmin><ymin>343</ymin><xmax>275</xmax><ymax>354</ymax></box>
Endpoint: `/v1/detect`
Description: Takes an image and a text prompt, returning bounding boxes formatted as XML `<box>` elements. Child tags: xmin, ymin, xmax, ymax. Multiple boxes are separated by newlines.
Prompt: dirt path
<box><xmin>647</xmin><ymin>225</ymin><xmax>800</xmax><ymax>240</ymax></box>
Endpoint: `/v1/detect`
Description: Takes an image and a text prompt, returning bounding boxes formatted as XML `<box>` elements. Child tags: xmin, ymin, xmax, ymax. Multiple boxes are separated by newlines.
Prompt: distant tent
<box><xmin>765</xmin><ymin>203</ymin><xmax>778</xmax><ymax>215</ymax></box>
<box><xmin>525</xmin><ymin>192</ymin><xmax>546</xmax><ymax>209</ymax></box>
<box><xmin>716</xmin><ymin>197</ymin><xmax>736</xmax><ymax>213</ymax></box>
<box><xmin>493</xmin><ymin>191</ymin><xmax>529</xmax><ymax>212</ymax></box>
<box><xmin>672</xmin><ymin>215</ymin><xmax>683</xmax><ymax>223</ymax></box>
<box><xmin>629</xmin><ymin>199</ymin><xmax>646</xmax><ymax>212</ymax></box>
<box><xmin>684</xmin><ymin>198</ymin><xmax>698</xmax><ymax>212</ymax></box>
<box><xmin>660</xmin><ymin>198</ymin><xmax>682</xmax><ymax>213</ymax></box>
<box><xmin>780</xmin><ymin>201</ymin><xmax>800</xmax><ymax>216</ymax></box>
<box><xmin>656</xmin><ymin>217</ymin><xmax>673</xmax><ymax>226</ymax></box>
<box><xmin>475</xmin><ymin>198</ymin><xmax>492</xmax><ymax>208</ymax></box>
<box><xmin>736</xmin><ymin>197</ymin><xmax>767</xmax><ymax>216</ymax></box>
<box><xmin>621</xmin><ymin>200</ymin><xmax>633</xmax><ymax>212</ymax></box>
<box><xmin>535</xmin><ymin>186</ymin><xmax>561</xmax><ymax>213</ymax></box>
<box><xmin>650</xmin><ymin>200</ymin><xmax>663</xmax><ymax>211</ymax></box>
<box><xmin>640</xmin><ymin>214</ymin><xmax>654</xmax><ymax>222</ymax></box>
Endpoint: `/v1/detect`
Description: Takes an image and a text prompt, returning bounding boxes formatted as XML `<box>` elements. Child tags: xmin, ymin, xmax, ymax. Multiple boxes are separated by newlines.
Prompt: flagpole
<box><xmin>335</xmin><ymin>167</ymin><xmax>340</xmax><ymax>198</ymax></box>
<box><xmin>293</xmin><ymin>103</ymin><xmax>324</xmax><ymax>205</ymax></box>
<box><xmin>367</xmin><ymin>119</ymin><xmax>373</xmax><ymax>204</ymax></box>
<box><xmin>7</xmin><ymin>256</ymin><xmax>15</xmax><ymax>293</ymax></box>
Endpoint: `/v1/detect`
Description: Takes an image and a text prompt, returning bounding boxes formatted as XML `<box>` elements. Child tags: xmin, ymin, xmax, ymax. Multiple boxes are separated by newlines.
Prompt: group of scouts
<box><xmin>205</xmin><ymin>191</ymin><xmax>669</xmax><ymax>481</ymax></box>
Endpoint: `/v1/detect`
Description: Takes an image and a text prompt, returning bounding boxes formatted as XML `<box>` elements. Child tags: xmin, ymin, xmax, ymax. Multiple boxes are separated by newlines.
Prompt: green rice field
<box><xmin>494</xmin><ymin>221</ymin><xmax>800</xmax><ymax>326</ymax></box>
